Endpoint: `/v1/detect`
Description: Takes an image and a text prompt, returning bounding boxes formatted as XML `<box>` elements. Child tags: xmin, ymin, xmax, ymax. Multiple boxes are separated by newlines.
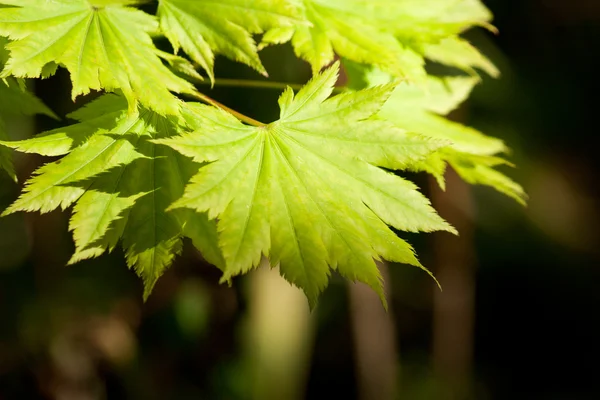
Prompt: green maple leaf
<box><xmin>356</xmin><ymin>0</ymin><xmax>498</xmax><ymax>78</ymax></box>
<box><xmin>365</xmin><ymin>68</ymin><xmax>526</xmax><ymax>204</ymax></box>
<box><xmin>261</xmin><ymin>0</ymin><xmax>496</xmax><ymax>80</ymax></box>
<box><xmin>0</xmin><ymin>36</ymin><xmax>56</xmax><ymax>180</ymax></box>
<box><xmin>2</xmin><ymin>94</ymin><xmax>223</xmax><ymax>297</ymax></box>
<box><xmin>157</xmin><ymin>63</ymin><xmax>455</xmax><ymax>307</ymax></box>
<box><xmin>157</xmin><ymin>0</ymin><xmax>301</xmax><ymax>82</ymax></box>
<box><xmin>0</xmin><ymin>0</ymin><xmax>197</xmax><ymax>115</ymax></box>
<box><xmin>380</xmin><ymin>0</ymin><xmax>492</xmax><ymax>38</ymax></box>
<box><xmin>424</xmin><ymin>36</ymin><xmax>499</xmax><ymax>78</ymax></box>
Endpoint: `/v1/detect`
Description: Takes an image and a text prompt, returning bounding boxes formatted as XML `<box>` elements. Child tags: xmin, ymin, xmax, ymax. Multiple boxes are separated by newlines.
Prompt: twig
<box><xmin>187</xmin><ymin>91</ymin><xmax>266</xmax><ymax>127</ymax></box>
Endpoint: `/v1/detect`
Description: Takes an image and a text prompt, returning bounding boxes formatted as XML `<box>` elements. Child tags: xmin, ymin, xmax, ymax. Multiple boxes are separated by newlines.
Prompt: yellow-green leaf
<box><xmin>157</xmin><ymin>63</ymin><xmax>454</xmax><ymax>307</ymax></box>
<box><xmin>0</xmin><ymin>0</ymin><xmax>196</xmax><ymax>114</ymax></box>
<box><xmin>157</xmin><ymin>0</ymin><xmax>302</xmax><ymax>82</ymax></box>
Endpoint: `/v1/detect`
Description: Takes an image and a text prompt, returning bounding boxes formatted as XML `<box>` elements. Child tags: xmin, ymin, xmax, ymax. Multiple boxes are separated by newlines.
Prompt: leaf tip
<box><xmin>166</xmin><ymin>200</ymin><xmax>185</xmax><ymax>212</ymax></box>
<box><xmin>380</xmin><ymin>296</ymin><xmax>389</xmax><ymax>313</ymax></box>
<box><xmin>218</xmin><ymin>274</ymin><xmax>233</xmax><ymax>287</ymax></box>
<box><xmin>422</xmin><ymin>265</ymin><xmax>442</xmax><ymax>292</ymax></box>
<box><xmin>142</xmin><ymin>279</ymin><xmax>158</xmax><ymax>302</ymax></box>
<box><xmin>446</xmin><ymin>223</ymin><xmax>459</xmax><ymax>236</ymax></box>
<box><xmin>1</xmin><ymin>206</ymin><xmax>16</xmax><ymax>217</ymax></box>
<box><xmin>306</xmin><ymin>295</ymin><xmax>319</xmax><ymax>311</ymax></box>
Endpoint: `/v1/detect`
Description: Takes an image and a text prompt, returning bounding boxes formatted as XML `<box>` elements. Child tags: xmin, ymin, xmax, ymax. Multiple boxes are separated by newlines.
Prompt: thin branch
<box><xmin>197</xmin><ymin>78</ymin><xmax>346</xmax><ymax>94</ymax></box>
<box><xmin>206</xmin><ymin>78</ymin><xmax>305</xmax><ymax>92</ymax></box>
<box><xmin>184</xmin><ymin>76</ymin><xmax>348</xmax><ymax>127</ymax></box>
<box><xmin>187</xmin><ymin>91</ymin><xmax>266</xmax><ymax>127</ymax></box>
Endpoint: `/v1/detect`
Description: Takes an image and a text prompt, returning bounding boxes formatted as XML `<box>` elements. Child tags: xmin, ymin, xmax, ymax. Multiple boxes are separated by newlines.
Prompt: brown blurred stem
<box><xmin>430</xmin><ymin>170</ymin><xmax>477</xmax><ymax>399</ymax></box>
<box><xmin>349</xmin><ymin>263</ymin><xmax>399</xmax><ymax>400</ymax></box>
<box><xmin>243</xmin><ymin>261</ymin><xmax>315</xmax><ymax>400</ymax></box>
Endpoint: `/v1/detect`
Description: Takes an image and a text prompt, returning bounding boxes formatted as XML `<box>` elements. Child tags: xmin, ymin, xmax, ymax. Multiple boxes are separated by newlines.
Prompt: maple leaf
<box><xmin>157</xmin><ymin>0</ymin><xmax>301</xmax><ymax>82</ymax></box>
<box><xmin>2</xmin><ymin>94</ymin><xmax>223</xmax><ymax>297</ymax></box>
<box><xmin>261</xmin><ymin>0</ymin><xmax>496</xmax><ymax>80</ymax></box>
<box><xmin>0</xmin><ymin>0</ymin><xmax>197</xmax><ymax>115</ymax></box>
<box><xmin>0</xmin><ymin>36</ymin><xmax>56</xmax><ymax>180</ymax></box>
<box><xmin>156</xmin><ymin>63</ymin><xmax>455</xmax><ymax>307</ymax></box>
<box><xmin>424</xmin><ymin>36</ymin><xmax>499</xmax><ymax>78</ymax></box>
<box><xmin>380</xmin><ymin>0</ymin><xmax>493</xmax><ymax>39</ymax></box>
<box><xmin>363</xmin><ymin>67</ymin><xmax>526</xmax><ymax>204</ymax></box>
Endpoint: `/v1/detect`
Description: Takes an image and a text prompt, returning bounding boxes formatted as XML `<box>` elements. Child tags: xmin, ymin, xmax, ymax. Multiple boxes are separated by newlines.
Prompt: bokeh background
<box><xmin>1</xmin><ymin>0</ymin><xmax>599</xmax><ymax>399</ymax></box>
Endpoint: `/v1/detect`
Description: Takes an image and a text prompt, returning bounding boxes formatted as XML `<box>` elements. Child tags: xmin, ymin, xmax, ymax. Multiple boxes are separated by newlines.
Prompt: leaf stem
<box><xmin>188</xmin><ymin>91</ymin><xmax>266</xmax><ymax>127</ymax></box>
<box><xmin>198</xmin><ymin>78</ymin><xmax>345</xmax><ymax>93</ymax></box>
<box><xmin>204</xmin><ymin>78</ymin><xmax>305</xmax><ymax>92</ymax></box>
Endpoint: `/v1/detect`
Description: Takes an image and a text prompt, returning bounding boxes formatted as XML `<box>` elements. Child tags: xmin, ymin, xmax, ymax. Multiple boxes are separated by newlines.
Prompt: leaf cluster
<box><xmin>0</xmin><ymin>0</ymin><xmax>525</xmax><ymax>306</ymax></box>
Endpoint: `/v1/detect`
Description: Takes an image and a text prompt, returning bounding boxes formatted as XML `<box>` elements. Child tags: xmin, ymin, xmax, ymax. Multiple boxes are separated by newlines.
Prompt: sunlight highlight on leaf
<box><xmin>0</xmin><ymin>0</ymin><xmax>196</xmax><ymax>114</ymax></box>
<box><xmin>157</xmin><ymin>63</ymin><xmax>455</xmax><ymax>307</ymax></box>
<box><xmin>2</xmin><ymin>95</ymin><xmax>223</xmax><ymax>297</ymax></box>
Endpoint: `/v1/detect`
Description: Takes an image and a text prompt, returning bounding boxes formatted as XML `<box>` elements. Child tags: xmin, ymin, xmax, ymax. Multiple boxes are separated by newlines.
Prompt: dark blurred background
<box><xmin>1</xmin><ymin>0</ymin><xmax>599</xmax><ymax>399</ymax></box>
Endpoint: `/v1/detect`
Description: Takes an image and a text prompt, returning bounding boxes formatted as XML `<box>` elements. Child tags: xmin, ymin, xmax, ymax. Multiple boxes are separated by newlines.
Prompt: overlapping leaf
<box><xmin>0</xmin><ymin>0</ymin><xmax>197</xmax><ymax>114</ymax></box>
<box><xmin>157</xmin><ymin>64</ymin><xmax>455</xmax><ymax>307</ymax></box>
<box><xmin>157</xmin><ymin>0</ymin><xmax>301</xmax><ymax>82</ymax></box>
<box><xmin>424</xmin><ymin>36</ymin><xmax>499</xmax><ymax>78</ymax></box>
<box><xmin>0</xmin><ymin>0</ymin><xmax>525</xmax><ymax>310</ymax></box>
<box><xmin>261</xmin><ymin>0</ymin><xmax>497</xmax><ymax>79</ymax></box>
<box><xmin>0</xmin><ymin>36</ymin><xmax>56</xmax><ymax>180</ymax></box>
<box><xmin>364</xmin><ymin>67</ymin><xmax>526</xmax><ymax>204</ymax></box>
<box><xmin>2</xmin><ymin>94</ymin><xmax>223</xmax><ymax>296</ymax></box>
